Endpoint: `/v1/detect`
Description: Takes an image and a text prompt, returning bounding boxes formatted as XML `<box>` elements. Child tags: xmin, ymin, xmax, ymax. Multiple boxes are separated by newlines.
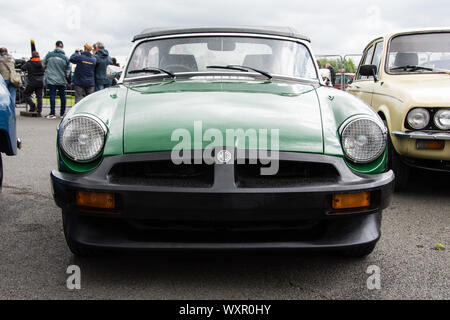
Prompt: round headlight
<box><xmin>407</xmin><ymin>108</ymin><xmax>430</xmax><ymax>130</ymax></box>
<box><xmin>434</xmin><ymin>109</ymin><xmax>450</xmax><ymax>130</ymax></box>
<box><xmin>341</xmin><ymin>118</ymin><xmax>387</xmax><ymax>163</ymax></box>
<box><xmin>59</xmin><ymin>115</ymin><xmax>107</xmax><ymax>162</ymax></box>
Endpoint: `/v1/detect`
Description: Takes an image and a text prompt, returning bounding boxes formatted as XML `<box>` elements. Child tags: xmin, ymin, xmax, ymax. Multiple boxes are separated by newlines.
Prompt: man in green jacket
<box><xmin>93</xmin><ymin>42</ymin><xmax>113</xmax><ymax>92</ymax></box>
<box><xmin>42</xmin><ymin>41</ymin><xmax>71</xmax><ymax>119</ymax></box>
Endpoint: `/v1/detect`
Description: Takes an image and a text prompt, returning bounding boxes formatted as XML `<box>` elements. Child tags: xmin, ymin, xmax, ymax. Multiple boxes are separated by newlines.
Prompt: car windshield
<box><xmin>387</xmin><ymin>32</ymin><xmax>450</xmax><ymax>73</ymax></box>
<box><xmin>125</xmin><ymin>36</ymin><xmax>318</xmax><ymax>80</ymax></box>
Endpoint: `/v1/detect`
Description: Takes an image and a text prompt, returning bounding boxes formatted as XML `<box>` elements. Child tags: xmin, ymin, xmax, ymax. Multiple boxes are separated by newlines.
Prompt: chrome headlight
<box><xmin>407</xmin><ymin>108</ymin><xmax>430</xmax><ymax>130</ymax></box>
<box><xmin>59</xmin><ymin>115</ymin><xmax>107</xmax><ymax>162</ymax></box>
<box><xmin>434</xmin><ymin>109</ymin><xmax>450</xmax><ymax>130</ymax></box>
<box><xmin>341</xmin><ymin>117</ymin><xmax>387</xmax><ymax>164</ymax></box>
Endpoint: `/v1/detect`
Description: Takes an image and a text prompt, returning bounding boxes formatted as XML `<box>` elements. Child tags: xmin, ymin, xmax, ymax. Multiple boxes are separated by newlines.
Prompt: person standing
<box><xmin>93</xmin><ymin>42</ymin><xmax>112</xmax><ymax>91</ymax></box>
<box><xmin>111</xmin><ymin>57</ymin><xmax>120</xmax><ymax>67</ymax></box>
<box><xmin>70</xmin><ymin>43</ymin><xmax>96</xmax><ymax>103</ymax></box>
<box><xmin>43</xmin><ymin>41</ymin><xmax>71</xmax><ymax>119</ymax></box>
<box><xmin>111</xmin><ymin>57</ymin><xmax>120</xmax><ymax>86</ymax></box>
<box><xmin>326</xmin><ymin>63</ymin><xmax>336</xmax><ymax>86</ymax></box>
<box><xmin>0</xmin><ymin>47</ymin><xmax>18</xmax><ymax>107</ymax></box>
<box><xmin>21</xmin><ymin>51</ymin><xmax>45</xmax><ymax>116</ymax></box>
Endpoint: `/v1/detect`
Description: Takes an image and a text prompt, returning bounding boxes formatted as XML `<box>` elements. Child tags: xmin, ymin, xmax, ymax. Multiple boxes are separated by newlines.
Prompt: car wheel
<box><xmin>62</xmin><ymin>211</ymin><xmax>100</xmax><ymax>257</ymax></box>
<box><xmin>342</xmin><ymin>242</ymin><xmax>377</xmax><ymax>258</ymax></box>
<box><xmin>0</xmin><ymin>153</ymin><xmax>3</xmax><ymax>191</ymax></box>
<box><xmin>384</xmin><ymin>121</ymin><xmax>409</xmax><ymax>191</ymax></box>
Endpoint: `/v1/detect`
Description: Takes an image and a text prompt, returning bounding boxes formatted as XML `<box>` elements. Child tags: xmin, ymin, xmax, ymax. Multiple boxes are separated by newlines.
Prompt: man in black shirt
<box><xmin>21</xmin><ymin>51</ymin><xmax>45</xmax><ymax>115</ymax></box>
<box><xmin>326</xmin><ymin>63</ymin><xmax>336</xmax><ymax>86</ymax></box>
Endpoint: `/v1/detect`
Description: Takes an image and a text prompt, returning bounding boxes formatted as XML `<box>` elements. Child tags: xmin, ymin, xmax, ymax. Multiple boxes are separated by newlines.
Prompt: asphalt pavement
<box><xmin>0</xmin><ymin>108</ymin><xmax>448</xmax><ymax>300</ymax></box>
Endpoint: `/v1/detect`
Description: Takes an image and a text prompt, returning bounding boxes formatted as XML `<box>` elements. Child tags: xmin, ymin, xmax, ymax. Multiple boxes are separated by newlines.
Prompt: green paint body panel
<box><xmin>124</xmin><ymin>80</ymin><xmax>323</xmax><ymax>154</ymax></box>
<box><xmin>58</xmin><ymin>79</ymin><xmax>387</xmax><ymax>175</ymax></box>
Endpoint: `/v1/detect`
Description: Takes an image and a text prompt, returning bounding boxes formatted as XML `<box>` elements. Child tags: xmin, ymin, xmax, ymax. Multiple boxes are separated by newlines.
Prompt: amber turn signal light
<box><xmin>416</xmin><ymin>140</ymin><xmax>445</xmax><ymax>150</ymax></box>
<box><xmin>332</xmin><ymin>192</ymin><xmax>371</xmax><ymax>210</ymax></box>
<box><xmin>76</xmin><ymin>191</ymin><xmax>115</xmax><ymax>209</ymax></box>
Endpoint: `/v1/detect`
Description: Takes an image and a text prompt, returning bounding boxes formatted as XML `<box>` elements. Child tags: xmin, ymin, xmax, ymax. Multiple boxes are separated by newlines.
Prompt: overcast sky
<box><xmin>1</xmin><ymin>0</ymin><xmax>450</xmax><ymax>65</ymax></box>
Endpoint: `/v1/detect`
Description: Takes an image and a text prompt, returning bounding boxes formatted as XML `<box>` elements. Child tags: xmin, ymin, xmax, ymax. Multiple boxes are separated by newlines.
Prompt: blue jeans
<box><xmin>94</xmin><ymin>83</ymin><xmax>111</xmax><ymax>92</ymax></box>
<box><xmin>5</xmin><ymin>80</ymin><xmax>17</xmax><ymax>108</ymax></box>
<box><xmin>48</xmin><ymin>84</ymin><xmax>66</xmax><ymax>116</ymax></box>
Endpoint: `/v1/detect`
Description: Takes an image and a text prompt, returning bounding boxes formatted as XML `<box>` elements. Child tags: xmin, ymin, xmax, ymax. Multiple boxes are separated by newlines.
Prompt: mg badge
<box><xmin>216</xmin><ymin>150</ymin><xmax>232</xmax><ymax>164</ymax></box>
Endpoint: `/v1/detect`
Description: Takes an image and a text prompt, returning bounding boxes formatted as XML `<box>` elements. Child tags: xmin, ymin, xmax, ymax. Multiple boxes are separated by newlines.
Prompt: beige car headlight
<box><xmin>59</xmin><ymin>115</ymin><xmax>107</xmax><ymax>162</ymax></box>
<box><xmin>434</xmin><ymin>109</ymin><xmax>450</xmax><ymax>130</ymax></box>
<box><xmin>341</xmin><ymin>117</ymin><xmax>387</xmax><ymax>164</ymax></box>
<box><xmin>407</xmin><ymin>108</ymin><xmax>430</xmax><ymax>130</ymax></box>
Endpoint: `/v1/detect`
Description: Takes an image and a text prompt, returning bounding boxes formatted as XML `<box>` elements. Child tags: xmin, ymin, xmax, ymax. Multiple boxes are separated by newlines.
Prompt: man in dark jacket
<box><xmin>43</xmin><ymin>41</ymin><xmax>71</xmax><ymax>119</ymax></box>
<box><xmin>70</xmin><ymin>43</ymin><xmax>97</xmax><ymax>103</ymax></box>
<box><xmin>93</xmin><ymin>42</ymin><xmax>113</xmax><ymax>92</ymax></box>
<box><xmin>21</xmin><ymin>51</ymin><xmax>45</xmax><ymax>115</ymax></box>
<box><xmin>326</xmin><ymin>63</ymin><xmax>336</xmax><ymax>86</ymax></box>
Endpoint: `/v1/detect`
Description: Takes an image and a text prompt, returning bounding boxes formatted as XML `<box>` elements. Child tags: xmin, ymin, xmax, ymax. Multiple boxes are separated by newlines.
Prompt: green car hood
<box><xmin>123</xmin><ymin>80</ymin><xmax>324</xmax><ymax>154</ymax></box>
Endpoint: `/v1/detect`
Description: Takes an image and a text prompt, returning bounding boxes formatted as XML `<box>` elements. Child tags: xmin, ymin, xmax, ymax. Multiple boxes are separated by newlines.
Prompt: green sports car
<box><xmin>51</xmin><ymin>27</ymin><xmax>394</xmax><ymax>257</ymax></box>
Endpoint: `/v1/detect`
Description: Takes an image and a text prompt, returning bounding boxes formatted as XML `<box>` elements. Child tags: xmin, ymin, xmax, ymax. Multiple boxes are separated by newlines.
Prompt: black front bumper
<box><xmin>402</xmin><ymin>157</ymin><xmax>450</xmax><ymax>172</ymax></box>
<box><xmin>51</xmin><ymin>152</ymin><xmax>394</xmax><ymax>250</ymax></box>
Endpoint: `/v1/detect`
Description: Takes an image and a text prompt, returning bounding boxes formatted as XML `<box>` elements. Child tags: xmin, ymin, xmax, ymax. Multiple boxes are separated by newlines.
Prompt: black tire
<box><xmin>389</xmin><ymin>141</ymin><xmax>410</xmax><ymax>191</ymax></box>
<box><xmin>342</xmin><ymin>242</ymin><xmax>377</xmax><ymax>258</ymax></box>
<box><xmin>62</xmin><ymin>211</ymin><xmax>100</xmax><ymax>257</ymax></box>
<box><xmin>0</xmin><ymin>153</ymin><xmax>3</xmax><ymax>191</ymax></box>
<box><xmin>384</xmin><ymin>121</ymin><xmax>409</xmax><ymax>191</ymax></box>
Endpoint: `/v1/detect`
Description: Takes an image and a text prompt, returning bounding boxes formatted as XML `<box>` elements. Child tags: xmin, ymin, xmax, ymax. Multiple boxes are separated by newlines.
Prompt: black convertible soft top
<box><xmin>133</xmin><ymin>26</ymin><xmax>310</xmax><ymax>42</ymax></box>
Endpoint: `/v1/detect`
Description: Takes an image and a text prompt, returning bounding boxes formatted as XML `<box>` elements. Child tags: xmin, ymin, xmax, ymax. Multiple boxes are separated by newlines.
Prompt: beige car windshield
<box><xmin>387</xmin><ymin>32</ymin><xmax>450</xmax><ymax>72</ymax></box>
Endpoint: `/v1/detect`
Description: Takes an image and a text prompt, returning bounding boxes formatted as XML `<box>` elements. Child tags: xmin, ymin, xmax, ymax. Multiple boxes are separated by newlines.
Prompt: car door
<box><xmin>347</xmin><ymin>41</ymin><xmax>379</xmax><ymax>106</ymax></box>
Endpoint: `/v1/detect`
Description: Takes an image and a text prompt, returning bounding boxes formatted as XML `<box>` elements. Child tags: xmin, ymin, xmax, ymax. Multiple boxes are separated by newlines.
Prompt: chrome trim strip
<box><xmin>133</xmin><ymin>32</ymin><xmax>310</xmax><ymax>44</ymax></box>
<box><xmin>338</xmin><ymin>116</ymin><xmax>388</xmax><ymax>164</ymax></box>
<box><xmin>59</xmin><ymin>114</ymin><xmax>108</xmax><ymax>163</ymax></box>
<box><xmin>392</xmin><ymin>131</ymin><xmax>450</xmax><ymax>140</ymax></box>
<box><xmin>339</xmin><ymin>115</ymin><xmax>387</xmax><ymax>135</ymax></box>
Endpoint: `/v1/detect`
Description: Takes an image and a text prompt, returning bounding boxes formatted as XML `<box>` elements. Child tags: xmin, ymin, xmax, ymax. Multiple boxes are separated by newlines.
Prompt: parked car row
<box><xmin>334</xmin><ymin>73</ymin><xmax>355</xmax><ymax>90</ymax></box>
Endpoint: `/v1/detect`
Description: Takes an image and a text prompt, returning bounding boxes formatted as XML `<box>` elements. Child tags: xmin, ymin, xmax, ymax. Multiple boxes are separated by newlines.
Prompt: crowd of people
<box><xmin>0</xmin><ymin>40</ymin><xmax>119</xmax><ymax>119</ymax></box>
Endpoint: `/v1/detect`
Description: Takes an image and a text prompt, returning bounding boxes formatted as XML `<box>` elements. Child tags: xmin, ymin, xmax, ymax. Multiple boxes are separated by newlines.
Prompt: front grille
<box><xmin>109</xmin><ymin>161</ymin><xmax>214</xmax><ymax>187</ymax></box>
<box><xmin>235</xmin><ymin>161</ymin><xmax>339</xmax><ymax>188</ymax></box>
<box><xmin>108</xmin><ymin>157</ymin><xmax>340</xmax><ymax>188</ymax></box>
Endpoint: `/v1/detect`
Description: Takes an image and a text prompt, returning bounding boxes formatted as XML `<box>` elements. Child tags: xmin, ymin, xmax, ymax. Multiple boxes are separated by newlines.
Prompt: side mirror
<box><xmin>359</xmin><ymin>65</ymin><xmax>378</xmax><ymax>82</ymax></box>
<box><xmin>107</xmin><ymin>65</ymin><xmax>123</xmax><ymax>80</ymax></box>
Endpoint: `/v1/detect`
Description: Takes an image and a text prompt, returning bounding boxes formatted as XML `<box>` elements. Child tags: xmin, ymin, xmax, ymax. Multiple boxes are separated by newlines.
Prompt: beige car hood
<box><xmin>382</xmin><ymin>74</ymin><xmax>450</xmax><ymax>105</ymax></box>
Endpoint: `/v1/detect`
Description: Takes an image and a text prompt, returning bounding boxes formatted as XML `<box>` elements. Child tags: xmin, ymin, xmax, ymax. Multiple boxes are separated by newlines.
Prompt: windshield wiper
<box><xmin>128</xmin><ymin>67</ymin><xmax>175</xmax><ymax>79</ymax></box>
<box><xmin>206</xmin><ymin>65</ymin><xmax>272</xmax><ymax>79</ymax></box>
<box><xmin>390</xmin><ymin>65</ymin><xmax>434</xmax><ymax>72</ymax></box>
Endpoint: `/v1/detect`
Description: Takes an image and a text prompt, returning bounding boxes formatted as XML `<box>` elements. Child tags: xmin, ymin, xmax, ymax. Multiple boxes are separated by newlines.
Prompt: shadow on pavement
<box><xmin>397</xmin><ymin>168</ymin><xmax>450</xmax><ymax>196</ymax></box>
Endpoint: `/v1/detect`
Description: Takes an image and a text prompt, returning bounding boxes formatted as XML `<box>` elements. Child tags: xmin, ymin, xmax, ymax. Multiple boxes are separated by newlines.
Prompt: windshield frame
<box><xmin>385</xmin><ymin>30</ymin><xmax>450</xmax><ymax>75</ymax></box>
<box><xmin>122</xmin><ymin>32</ymin><xmax>320</xmax><ymax>83</ymax></box>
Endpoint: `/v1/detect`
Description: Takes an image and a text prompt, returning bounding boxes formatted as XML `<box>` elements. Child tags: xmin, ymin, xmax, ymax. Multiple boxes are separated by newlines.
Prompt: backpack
<box><xmin>0</xmin><ymin>59</ymin><xmax>22</xmax><ymax>88</ymax></box>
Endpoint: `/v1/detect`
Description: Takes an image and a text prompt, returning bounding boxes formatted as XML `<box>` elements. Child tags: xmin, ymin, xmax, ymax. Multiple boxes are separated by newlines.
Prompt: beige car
<box><xmin>348</xmin><ymin>28</ymin><xmax>450</xmax><ymax>190</ymax></box>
